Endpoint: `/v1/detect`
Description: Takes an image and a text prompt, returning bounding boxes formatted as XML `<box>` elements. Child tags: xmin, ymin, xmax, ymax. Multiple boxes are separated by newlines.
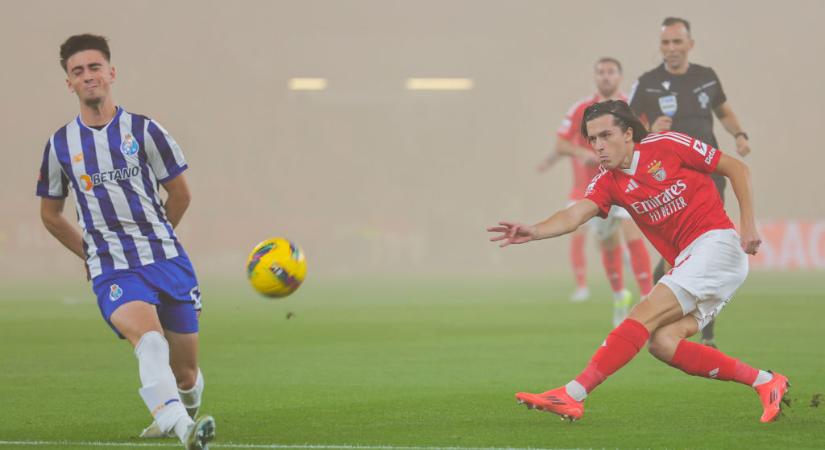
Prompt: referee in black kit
<box><xmin>628</xmin><ymin>17</ymin><xmax>752</xmax><ymax>348</ymax></box>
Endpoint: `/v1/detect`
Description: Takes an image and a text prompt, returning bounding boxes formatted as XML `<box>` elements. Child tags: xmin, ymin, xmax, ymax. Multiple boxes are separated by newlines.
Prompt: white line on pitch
<box><xmin>0</xmin><ymin>441</ymin><xmax>570</xmax><ymax>450</ymax></box>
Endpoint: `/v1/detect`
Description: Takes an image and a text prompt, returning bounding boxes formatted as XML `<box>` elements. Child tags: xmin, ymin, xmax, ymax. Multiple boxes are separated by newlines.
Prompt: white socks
<box><xmin>135</xmin><ymin>331</ymin><xmax>193</xmax><ymax>442</ymax></box>
<box><xmin>179</xmin><ymin>368</ymin><xmax>204</xmax><ymax>417</ymax></box>
<box><xmin>565</xmin><ymin>380</ymin><xmax>588</xmax><ymax>402</ymax></box>
<box><xmin>752</xmin><ymin>370</ymin><xmax>773</xmax><ymax>387</ymax></box>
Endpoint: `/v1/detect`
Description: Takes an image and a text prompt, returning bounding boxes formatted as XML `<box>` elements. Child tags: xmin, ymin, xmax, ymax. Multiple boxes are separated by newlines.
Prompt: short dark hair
<box><xmin>581</xmin><ymin>100</ymin><xmax>648</xmax><ymax>143</ymax></box>
<box><xmin>662</xmin><ymin>17</ymin><xmax>691</xmax><ymax>34</ymax></box>
<box><xmin>60</xmin><ymin>34</ymin><xmax>110</xmax><ymax>72</ymax></box>
<box><xmin>595</xmin><ymin>57</ymin><xmax>622</xmax><ymax>73</ymax></box>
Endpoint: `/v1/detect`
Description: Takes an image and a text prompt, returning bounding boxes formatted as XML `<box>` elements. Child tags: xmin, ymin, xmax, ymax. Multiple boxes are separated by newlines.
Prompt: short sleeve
<box><xmin>35</xmin><ymin>139</ymin><xmax>69</xmax><ymax>199</ymax></box>
<box><xmin>583</xmin><ymin>170</ymin><xmax>614</xmax><ymax>218</ymax></box>
<box><xmin>664</xmin><ymin>132</ymin><xmax>723</xmax><ymax>173</ymax></box>
<box><xmin>556</xmin><ymin>102</ymin><xmax>583</xmax><ymax>141</ymax></box>
<box><xmin>710</xmin><ymin>69</ymin><xmax>727</xmax><ymax>109</ymax></box>
<box><xmin>145</xmin><ymin>120</ymin><xmax>188</xmax><ymax>183</ymax></box>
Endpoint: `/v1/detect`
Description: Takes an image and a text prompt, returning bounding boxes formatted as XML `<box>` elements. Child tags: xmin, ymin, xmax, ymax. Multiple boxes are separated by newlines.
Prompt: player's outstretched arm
<box><xmin>714</xmin><ymin>153</ymin><xmax>760</xmax><ymax>255</ymax></box>
<box><xmin>40</xmin><ymin>197</ymin><xmax>85</xmax><ymax>260</ymax></box>
<box><xmin>487</xmin><ymin>199</ymin><xmax>599</xmax><ymax>247</ymax></box>
<box><xmin>161</xmin><ymin>174</ymin><xmax>191</xmax><ymax>228</ymax></box>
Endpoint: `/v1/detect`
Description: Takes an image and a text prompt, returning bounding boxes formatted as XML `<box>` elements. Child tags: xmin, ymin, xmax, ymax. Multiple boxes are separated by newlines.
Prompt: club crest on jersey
<box><xmin>697</xmin><ymin>91</ymin><xmax>710</xmax><ymax>109</ymax></box>
<box><xmin>658</xmin><ymin>95</ymin><xmax>677</xmax><ymax>117</ymax></box>
<box><xmin>121</xmin><ymin>134</ymin><xmax>139</xmax><ymax>156</ymax></box>
<box><xmin>109</xmin><ymin>284</ymin><xmax>123</xmax><ymax>301</ymax></box>
<box><xmin>647</xmin><ymin>160</ymin><xmax>667</xmax><ymax>182</ymax></box>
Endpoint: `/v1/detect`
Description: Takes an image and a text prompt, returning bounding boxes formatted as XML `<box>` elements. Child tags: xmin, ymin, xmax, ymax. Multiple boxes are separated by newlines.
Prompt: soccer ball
<box><xmin>246</xmin><ymin>237</ymin><xmax>307</xmax><ymax>298</ymax></box>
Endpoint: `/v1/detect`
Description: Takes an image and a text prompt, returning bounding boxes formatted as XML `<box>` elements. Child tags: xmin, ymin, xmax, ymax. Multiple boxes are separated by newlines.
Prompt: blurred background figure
<box><xmin>539</xmin><ymin>57</ymin><xmax>652</xmax><ymax>325</ymax></box>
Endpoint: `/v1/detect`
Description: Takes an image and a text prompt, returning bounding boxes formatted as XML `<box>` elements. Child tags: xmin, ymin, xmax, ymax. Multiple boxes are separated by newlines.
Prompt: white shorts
<box><xmin>659</xmin><ymin>228</ymin><xmax>748</xmax><ymax>330</ymax></box>
<box><xmin>588</xmin><ymin>206</ymin><xmax>631</xmax><ymax>241</ymax></box>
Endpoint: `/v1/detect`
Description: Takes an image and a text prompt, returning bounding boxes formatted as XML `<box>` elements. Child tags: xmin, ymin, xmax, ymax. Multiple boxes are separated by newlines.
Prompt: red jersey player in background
<box><xmin>489</xmin><ymin>100</ymin><xmax>788</xmax><ymax>423</ymax></box>
<box><xmin>538</xmin><ymin>58</ymin><xmax>652</xmax><ymax>325</ymax></box>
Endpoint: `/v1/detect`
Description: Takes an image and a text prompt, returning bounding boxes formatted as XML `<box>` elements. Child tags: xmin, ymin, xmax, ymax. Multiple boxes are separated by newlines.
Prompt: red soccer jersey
<box><xmin>584</xmin><ymin>131</ymin><xmax>735</xmax><ymax>265</ymax></box>
<box><xmin>557</xmin><ymin>93</ymin><xmax>628</xmax><ymax>200</ymax></box>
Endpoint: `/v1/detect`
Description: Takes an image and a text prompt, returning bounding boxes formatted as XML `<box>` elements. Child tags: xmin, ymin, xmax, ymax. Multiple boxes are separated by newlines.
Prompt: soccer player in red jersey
<box><xmin>538</xmin><ymin>58</ymin><xmax>652</xmax><ymax>323</ymax></box>
<box><xmin>489</xmin><ymin>100</ymin><xmax>788</xmax><ymax>422</ymax></box>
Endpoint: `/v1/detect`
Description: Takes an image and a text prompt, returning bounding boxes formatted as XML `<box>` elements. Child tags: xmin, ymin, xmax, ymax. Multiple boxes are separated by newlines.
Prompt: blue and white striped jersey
<box><xmin>36</xmin><ymin>107</ymin><xmax>189</xmax><ymax>279</ymax></box>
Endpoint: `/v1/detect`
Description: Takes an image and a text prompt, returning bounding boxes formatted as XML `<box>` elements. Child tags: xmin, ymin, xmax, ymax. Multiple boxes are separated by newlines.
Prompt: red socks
<box><xmin>600</xmin><ymin>246</ymin><xmax>624</xmax><ymax>292</ymax></box>
<box><xmin>574</xmin><ymin>319</ymin><xmax>650</xmax><ymax>393</ymax></box>
<box><xmin>627</xmin><ymin>239</ymin><xmax>653</xmax><ymax>296</ymax></box>
<box><xmin>668</xmin><ymin>339</ymin><xmax>758</xmax><ymax>386</ymax></box>
<box><xmin>571</xmin><ymin>233</ymin><xmax>587</xmax><ymax>288</ymax></box>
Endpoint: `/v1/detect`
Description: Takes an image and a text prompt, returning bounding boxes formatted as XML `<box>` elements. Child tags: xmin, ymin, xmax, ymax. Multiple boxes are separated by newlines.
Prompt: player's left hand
<box><xmin>487</xmin><ymin>221</ymin><xmax>536</xmax><ymax>247</ymax></box>
<box><xmin>735</xmin><ymin>136</ymin><xmax>751</xmax><ymax>157</ymax></box>
<box><xmin>739</xmin><ymin>224</ymin><xmax>762</xmax><ymax>255</ymax></box>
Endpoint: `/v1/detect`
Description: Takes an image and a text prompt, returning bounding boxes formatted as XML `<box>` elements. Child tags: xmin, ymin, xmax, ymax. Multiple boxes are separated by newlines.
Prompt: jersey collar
<box><xmin>621</xmin><ymin>150</ymin><xmax>640</xmax><ymax>175</ymax></box>
<box><xmin>76</xmin><ymin>106</ymin><xmax>123</xmax><ymax>132</ymax></box>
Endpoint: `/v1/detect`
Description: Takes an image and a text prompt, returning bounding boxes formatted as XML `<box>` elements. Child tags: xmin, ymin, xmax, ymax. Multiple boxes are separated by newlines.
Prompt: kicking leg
<box><xmin>649</xmin><ymin>314</ymin><xmax>789</xmax><ymax>422</ymax></box>
<box><xmin>111</xmin><ymin>302</ymin><xmax>194</xmax><ymax>443</ymax></box>
<box><xmin>515</xmin><ymin>283</ymin><xmax>684</xmax><ymax>420</ymax></box>
<box><xmin>140</xmin><ymin>330</ymin><xmax>203</xmax><ymax>438</ymax></box>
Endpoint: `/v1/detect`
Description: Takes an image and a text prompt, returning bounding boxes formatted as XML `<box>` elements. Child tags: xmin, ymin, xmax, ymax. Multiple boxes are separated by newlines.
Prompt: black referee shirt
<box><xmin>628</xmin><ymin>62</ymin><xmax>728</xmax><ymax>197</ymax></box>
<box><xmin>628</xmin><ymin>63</ymin><xmax>726</xmax><ymax>148</ymax></box>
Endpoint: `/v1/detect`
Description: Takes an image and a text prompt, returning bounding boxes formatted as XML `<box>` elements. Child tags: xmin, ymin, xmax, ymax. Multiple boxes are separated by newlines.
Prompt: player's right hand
<box><xmin>650</xmin><ymin>116</ymin><xmax>673</xmax><ymax>132</ymax></box>
<box><xmin>487</xmin><ymin>221</ymin><xmax>536</xmax><ymax>247</ymax></box>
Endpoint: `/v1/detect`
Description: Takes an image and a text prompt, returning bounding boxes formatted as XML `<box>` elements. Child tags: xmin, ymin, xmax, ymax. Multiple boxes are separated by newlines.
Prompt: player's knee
<box><xmin>647</xmin><ymin>332</ymin><xmax>678</xmax><ymax>362</ymax></box>
<box><xmin>174</xmin><ymin>367</ymin><xmax>198</xmax><ymax>390</ymax></box>
<box><xmin>135</xmin><ymin>330</ymin><xmax>169</xmax><ymax>358</ymax></box>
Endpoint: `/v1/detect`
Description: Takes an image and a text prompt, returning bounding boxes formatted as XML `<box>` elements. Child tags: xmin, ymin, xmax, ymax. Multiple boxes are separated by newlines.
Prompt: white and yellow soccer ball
<box><xmin>246</xmin><ymin>237</ymin><xmax>307</xmax><ymax>298</ymax></box>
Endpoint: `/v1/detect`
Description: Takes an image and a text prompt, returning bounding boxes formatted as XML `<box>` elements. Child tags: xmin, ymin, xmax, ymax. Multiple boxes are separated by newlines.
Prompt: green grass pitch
<box><xmin>0</xmin><ymin>273</ymin><xmax>823</xmax><ymax>449</ymax></box>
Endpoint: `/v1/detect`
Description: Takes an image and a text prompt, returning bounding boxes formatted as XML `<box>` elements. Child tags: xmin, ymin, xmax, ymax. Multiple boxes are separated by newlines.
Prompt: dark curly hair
<box><xmin>581</xmin><ymin>100</ymin><xmax>649</xmax><ymax>143</ymax></box>
<box><xmin>60</xmin><ymin>34</ymin><xmax>110</xmax><ymax>72</ymax></box>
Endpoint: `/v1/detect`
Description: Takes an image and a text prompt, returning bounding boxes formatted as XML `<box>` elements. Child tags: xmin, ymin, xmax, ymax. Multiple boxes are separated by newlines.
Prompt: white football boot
<box><xmin>184</xmin><ymin>415</ymin><xmax>216</xmax><ymax>450</ymax></box>
<box><xmin>140</xmin><ymin>406</ymin><xmax>199</xmax><ymax>438</ymax></box>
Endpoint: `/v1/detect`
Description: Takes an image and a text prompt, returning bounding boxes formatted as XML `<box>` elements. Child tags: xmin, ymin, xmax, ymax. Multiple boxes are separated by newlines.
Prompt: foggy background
<box><xmin>2</xmin><ymin>0</ymin><xmax>823</xmax><ymax>282</ymax></box>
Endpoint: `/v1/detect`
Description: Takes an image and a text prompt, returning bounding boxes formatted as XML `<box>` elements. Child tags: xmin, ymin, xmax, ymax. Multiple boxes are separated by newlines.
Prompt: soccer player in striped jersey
<box><xmin>489</xmin><ymin>100</ymin><xmax>788</xmax><ymax>422</ymax></box>
<box><xmin>37</xmin><ymin>34</ymin><xmax>215</xmax><ymax>449</ymax></box>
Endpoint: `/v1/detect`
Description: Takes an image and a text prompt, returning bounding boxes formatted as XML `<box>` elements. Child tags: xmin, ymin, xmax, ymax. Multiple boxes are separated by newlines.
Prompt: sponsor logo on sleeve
<box><xmin>704</xmin><ymin>147</ymin><xmax>718</xmax><ymax>164</ymax></box>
